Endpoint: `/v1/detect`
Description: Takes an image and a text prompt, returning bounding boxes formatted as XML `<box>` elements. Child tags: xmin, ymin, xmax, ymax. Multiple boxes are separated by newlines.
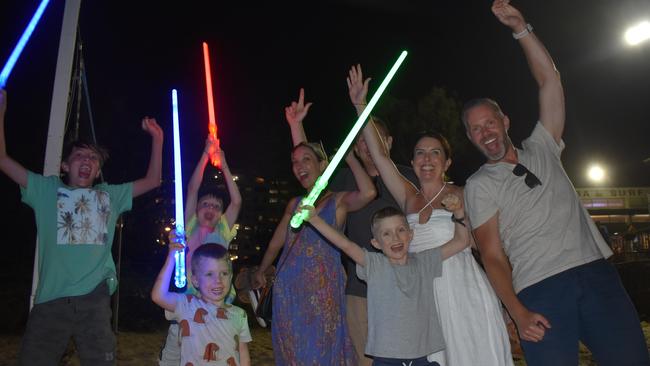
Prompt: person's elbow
<box><xmin>151</xmin><ymin>289</ymin><xmax>162</xmax><ymax>306</ymax></box>
<box><xmin>361</xmin><ymin>186</ymin><xmax>377</xmax><ymax>203</ymax></box>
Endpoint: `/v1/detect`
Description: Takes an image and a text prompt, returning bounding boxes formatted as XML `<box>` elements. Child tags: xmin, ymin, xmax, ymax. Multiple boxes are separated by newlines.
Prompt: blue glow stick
<box><xmin>0</xmin><ymin>0</ymin><xmax>51</xmax><ymax>88</ymax></box>
<box><xmin>171</xmin><ymin>89</ymin><xmax>187</xmax><ymax>288</ymax></box>
<box><xmin>290</xmin><ymin>51</ymin><xmax>408</xmax><ymax>228</ymax></box>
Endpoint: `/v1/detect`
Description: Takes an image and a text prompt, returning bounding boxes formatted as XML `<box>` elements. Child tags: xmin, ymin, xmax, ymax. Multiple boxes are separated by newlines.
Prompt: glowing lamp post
<box><xmin>290</xmin><ymin>51</ymin><xmax>408</xmax><ymax>228</ymax></box>
<box><xmin>0</xmin><ymin>0</ymin><xmax>51</xmax><ymax>88</ymax></box>
<box><xmin>587</xmin><ymin>164</ymin><xmax>606</xmax><ymax>184</ymax></box>
<box><xmin>624</xmin><ymin>20</ymin><xmax>650</xmax><ymax>46</ymax></box>
<box><xmin>171</xmin><ymin>89</ymin><xmax>187</xmax><ymax>288</ymax></box>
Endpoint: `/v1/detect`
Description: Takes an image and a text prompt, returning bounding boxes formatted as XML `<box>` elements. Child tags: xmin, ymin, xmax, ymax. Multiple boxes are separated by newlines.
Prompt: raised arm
<box><xmin>492</xmin><ymin>0</ymin><xmax>564</xmax><ymax>142</ymax></box>
<box><xmin>304</xmin><ymin>205</ymin><xmax>366</xmax><ymax>266</ymax></box>
<box><xmin>473</xmin><ymin>213</ymin><xmax>551</xmax><ymax>342</ymax></box>
<box><xmin>0</xmin><ymin>89</ymin><xmax>28</xmax><ymax>188</ymax></box>
<box><xmin>252</xmin><ymin>199</ymin><xmax>294</xmax><ymax>289</ymax></box>
<box><xmin>285</xmin><ymin>88</ymin><xmax>313</xmax><ymax>146</ymax></box>
<box><xmin>348</xmin><ymin>65</ymin><xmax>414</xmax><ymax>210</ymax></box>
<box><xmin>185</xmin><ymin>138</ymin><xmax>212</xmax><ymax>221</ymax></box>
<box><xmin>151</xmin><ymin>233</ymin><xmax>184</xmax><ymax>312</ymax></box>
<box><xmin>132</xmin><ymin>117</ymin><xmax>163</xmax><ymax>197</ymax></box>
<box><xmin>218</xmin><ymin>147</ymin><xmax>242</xmax><ymax>229</ymax></box>
<box><xmin>338</xmin><ymin>152</ymin><xmax>376</xmax><ymax>214</ymax></box>
<box><xmin>439</xmin><ymin>192</ymin><xmax>471</xmax><ymax>260</ymax></box>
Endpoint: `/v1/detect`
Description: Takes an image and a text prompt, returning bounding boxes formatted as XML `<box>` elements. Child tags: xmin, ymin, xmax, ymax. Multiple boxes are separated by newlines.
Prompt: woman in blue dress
<box><xmin>254</xmin><ymin>140</ymin><xmax>375</xmax><ymax>365</ymax></box>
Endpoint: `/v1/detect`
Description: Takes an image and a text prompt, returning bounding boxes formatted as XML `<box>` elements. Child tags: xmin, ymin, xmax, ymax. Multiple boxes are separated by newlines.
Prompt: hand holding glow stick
<box><xmin>290</xmin><ymin>51</ymin><xmax>408</xmax><ymax>228</ymax></box>
<box><xmin>171</xmin><ymin>89</ymin><xmax>187</xmax><ymax>288</ymax></box>
<box><xmin>202</xmin><ymin>42</ymin><xmax>221</xmax><ymax>168</ymax></box>
<box><xmin>0</xmin><ymin>0</ymin><xmax>51</xmax><ymax>88</ymax></box>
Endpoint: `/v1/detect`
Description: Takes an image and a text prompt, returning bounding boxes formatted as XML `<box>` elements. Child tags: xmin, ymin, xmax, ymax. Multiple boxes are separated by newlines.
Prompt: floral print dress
<box><xmin>272</xmin><ymin>196</ymin><xmax>356</xmax><ymax>365</ymax></box>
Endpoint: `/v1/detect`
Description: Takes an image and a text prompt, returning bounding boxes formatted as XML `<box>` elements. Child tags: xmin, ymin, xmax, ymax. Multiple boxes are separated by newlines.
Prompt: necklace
<box><xmin>417</xmin><ymin>182</ymin><xmax>447</xmax><ymax>214</ymax></box>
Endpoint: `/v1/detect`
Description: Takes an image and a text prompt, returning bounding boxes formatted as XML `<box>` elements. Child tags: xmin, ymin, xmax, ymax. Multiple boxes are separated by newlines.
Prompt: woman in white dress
<box><xmin>348</xmin><ymin>64</ymin><xmax>513</xmax><ymax>366</ymax></box>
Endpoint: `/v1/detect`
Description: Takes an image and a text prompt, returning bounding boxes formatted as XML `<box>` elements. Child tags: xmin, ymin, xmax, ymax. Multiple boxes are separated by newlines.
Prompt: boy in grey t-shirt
<box><xmin>303</xmin><ymin>195</ymin><xmax>468</xmax><ymax>366</ymax></box>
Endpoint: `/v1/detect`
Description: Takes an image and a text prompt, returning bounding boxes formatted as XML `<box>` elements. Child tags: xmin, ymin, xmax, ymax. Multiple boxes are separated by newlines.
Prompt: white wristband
<box><xmin>512</xmin><ymin>23</ymin><xmax>533</xmax><ymax>40</ymax></box>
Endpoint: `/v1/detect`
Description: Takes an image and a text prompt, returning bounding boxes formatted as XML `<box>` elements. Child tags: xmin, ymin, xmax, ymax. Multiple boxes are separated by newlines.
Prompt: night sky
<box><xmin>0</xmin><ymin>0</ymin><xmax>649</xmax><ymax>320</ymax></box>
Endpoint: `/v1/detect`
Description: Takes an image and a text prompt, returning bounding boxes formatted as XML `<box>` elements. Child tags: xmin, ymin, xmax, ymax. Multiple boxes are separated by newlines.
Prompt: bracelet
<box><xmin>451</xmin><ymin>214</ymin><xmax>466</xmax><ymax>227</ymax></box>
<box><xmin>512</xmin><ymin>23</ymin><xmax>533</xmax><ymax>40</ymax></box>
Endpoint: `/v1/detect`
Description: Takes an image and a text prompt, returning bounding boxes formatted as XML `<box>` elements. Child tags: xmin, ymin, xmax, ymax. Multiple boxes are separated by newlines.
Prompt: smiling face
<box><xmin>371</xmin><ymin>214</ymin><xmax>413</xmax><ymax>265</ymax></box>
<box><xmin>411</xmin><ymin>136</ymin><xmax>451</xmax><ymax>183</ymax></box>
<box><xmin>465</xmin><ymin>103</ymin><xmax>512</xmax><ymax>163</ymax></box>
<box><xmin>61</xmin><ymin>147</ymin><xmax>102</xmax><ymax>188</ymax></box>
<box><xmin>291</xmin><ymin>145</ymin><xmax>326</xmax><ymax>189</ymax></box>
<box><xmin>196</xmin><ymin>195</ymin><xmax>224</xmax><ymax>228</ymax></box>
<box><xmin>191</xmin><ymin>256</ymin><xmax>232</xmax><ymax>306</ymax></box>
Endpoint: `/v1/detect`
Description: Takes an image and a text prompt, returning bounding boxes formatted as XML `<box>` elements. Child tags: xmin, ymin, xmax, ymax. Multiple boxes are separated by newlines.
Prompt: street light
<box><xmin>624</xmin><ymin>20</ymin><xmax>650</xmax><ymax>46</ymax></box>
<box><xmin>587</xmin><ymin>164</ymin><xmax>606</xmax><ymax>183</ymax></box>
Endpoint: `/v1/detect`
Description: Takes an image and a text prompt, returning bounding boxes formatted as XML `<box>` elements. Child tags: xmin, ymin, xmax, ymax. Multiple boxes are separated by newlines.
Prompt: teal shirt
<box><xmin>21</xmin><ymin>172</ymin><xmax>132</xmax><ymax>304</ymax></box>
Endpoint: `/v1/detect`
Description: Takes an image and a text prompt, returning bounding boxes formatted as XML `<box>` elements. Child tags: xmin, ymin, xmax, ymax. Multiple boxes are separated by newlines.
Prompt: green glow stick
<box><xmin>290</xmin><ymin>50</ymin><xmax>408</xmax><ymax>228</ymax></box>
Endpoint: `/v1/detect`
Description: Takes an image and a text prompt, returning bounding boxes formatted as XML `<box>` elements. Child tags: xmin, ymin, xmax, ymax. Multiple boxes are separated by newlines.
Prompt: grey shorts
<box><xmin>18</xmin><ymin>282</ymin><xmax>116</xmax><ymax>366</ymax></box>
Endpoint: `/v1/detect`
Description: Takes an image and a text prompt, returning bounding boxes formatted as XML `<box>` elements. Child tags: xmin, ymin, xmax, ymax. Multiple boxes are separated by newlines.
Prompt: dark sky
<box><xmin>0</xmin><ymin>0</ymin><xmax>649</xmax><ymax>238</ymax></box>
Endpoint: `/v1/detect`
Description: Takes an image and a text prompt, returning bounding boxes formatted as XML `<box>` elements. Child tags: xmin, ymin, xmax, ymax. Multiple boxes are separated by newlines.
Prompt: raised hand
<box><xmin>204</xmin><ymin>136</ymin><xmax>218</xmax><ymax>157</ymax></box>
<box><xmin>491</xmin><ymin>0</ymin><xmax>526</xmax><ymax>31</ymax></box>
<box><xmin>347</xmin><ymin>64</ymin><xmax>371</xmax><ymax>107</ymax></box>
<box><xmin>142</xmin><ymin>116</ymin><xmax>163</xmax><ymax>141</ymax></box>
<box><xmin>167</xmin><ymin>230</ymin><xmax>186</xmax><ymax>257</ymax></box>
<box><xmin>441</xmin><ymin>193</ymin><xmax>462</xmax><ymax>212</ymax></box>
<box><xmin>285</xmin><ymin>88</ymin><xmax>313</xmax><ymax>127</ymax></box>
<box><xmin>298</xmin><ymin>204</ymin><xmax>316</xmax><ymax>222</ymax></box>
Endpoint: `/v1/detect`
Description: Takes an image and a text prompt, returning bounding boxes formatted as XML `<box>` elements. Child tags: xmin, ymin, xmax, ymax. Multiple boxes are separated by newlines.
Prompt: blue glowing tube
<box><xmin>0</xmin><ymin>0</ymin><xmax>51</xmax><ymax>88</ymax></box>
<box><xmin>171</xmin><ymin>89</ymin><xmax>187</xmax><ymax>288</ymax></box>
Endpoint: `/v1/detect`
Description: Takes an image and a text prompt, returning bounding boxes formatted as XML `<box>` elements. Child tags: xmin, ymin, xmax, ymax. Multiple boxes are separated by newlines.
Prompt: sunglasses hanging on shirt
<box><xmin>512</xmin><ymin>163</ymin><xmax>542</xmax><ymax>189</ymax></box>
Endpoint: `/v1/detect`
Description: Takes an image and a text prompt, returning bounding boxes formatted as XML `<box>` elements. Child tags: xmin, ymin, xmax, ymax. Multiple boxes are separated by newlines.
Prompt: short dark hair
<box><xmin>191</xmin><ymin>243</ymin><xmax>231</xmax><ymax>275</ymax></box>
<box><xmin>461</xmin><ymin>98</ymin><xmax>504</xmax><ymax>131</ymax></box>
<box><xmin>411</xmin><ymin>130</ymin><xmax>452</xmax><ymax>160</ymax></box>
<box><xmin>370</xmin><ymin>206</ymin><xmax>406</xmax><ymax>237</ymax></box>
<box><xmin>62</xmin><ymin>139</ymin><xmax>109</xmax><ymax>167</ymax></box>
<box><xmin>196</xmin><ymin>187</ymin><xmax>226</xmax><ymax>209</ymax></box>
<box><xmin>292</xmin><ymin>141</ymin><xmax>328</xmax><ymax>162</ymax></box>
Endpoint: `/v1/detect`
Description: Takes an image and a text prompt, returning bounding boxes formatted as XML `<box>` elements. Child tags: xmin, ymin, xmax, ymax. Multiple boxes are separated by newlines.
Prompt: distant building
<box><xmin>576</xmin><ymin>187</ymin><xmax>650</xmax><ymax>259</ymax></box>
<box><xmin>229</xmin><ymin>173</ymin><xmax>298</xmax><ymax>267</ymax></box>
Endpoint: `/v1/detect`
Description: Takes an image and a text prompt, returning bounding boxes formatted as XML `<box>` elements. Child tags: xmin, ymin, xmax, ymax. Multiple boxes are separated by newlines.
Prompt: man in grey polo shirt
<box><xmin>463</xmin><ymin>1</ymin><xmax>650</xmax><ymax>365</ymax></box>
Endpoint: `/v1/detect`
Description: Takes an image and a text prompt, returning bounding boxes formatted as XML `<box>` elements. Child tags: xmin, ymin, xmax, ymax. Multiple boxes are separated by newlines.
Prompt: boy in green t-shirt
<box><xmin>0</xmin><ymin>89</ymin><xmax>163</xmax><ymax>365</ymax></box>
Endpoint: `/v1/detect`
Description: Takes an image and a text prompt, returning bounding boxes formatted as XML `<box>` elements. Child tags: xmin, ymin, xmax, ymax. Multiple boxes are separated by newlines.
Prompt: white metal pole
<box><xmin>30</xmin><ymin>0</ymin><xmax>82</xmax><ymax>310</ymax></box>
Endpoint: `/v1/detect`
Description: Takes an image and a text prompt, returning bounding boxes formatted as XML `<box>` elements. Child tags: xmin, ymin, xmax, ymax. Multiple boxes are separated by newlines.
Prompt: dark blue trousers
<box><xmin>518</xmin><ymin>259</ymin><xmax>650</xmax><ymax>366</ymax></box>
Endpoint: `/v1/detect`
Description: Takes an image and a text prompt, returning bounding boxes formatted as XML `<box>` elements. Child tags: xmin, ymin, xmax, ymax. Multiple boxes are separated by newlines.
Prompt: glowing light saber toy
<box><xmin>171</xmin><ymin>89</ymin><xmax>187</xmax><ymax>288</ymax></box>
<box><xmin>202</xmin><ymin>42</ymin><xmax>221</xmax><ymax>168</ymax></box>
<box><xmin>0</xmin><ymin>0</ymin><xmax>51</xmax><ymax>88</ymax></box>
<box><xmin>290</xmin><ymin>50</ymin><xmax>408</xmax><ymax>228</ymax></box>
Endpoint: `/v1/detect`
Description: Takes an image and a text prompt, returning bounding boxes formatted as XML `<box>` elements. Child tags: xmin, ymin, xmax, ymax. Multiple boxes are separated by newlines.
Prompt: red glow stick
<box><xmin>202</xmin><ymin>42</ymin><xmax>221</xmax><ymax>168</ymax></box>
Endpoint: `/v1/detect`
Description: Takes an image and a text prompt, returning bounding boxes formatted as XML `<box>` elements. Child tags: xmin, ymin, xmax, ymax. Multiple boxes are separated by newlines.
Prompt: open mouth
<box><xmin>298</xmin><ymin>170</ymin><xmax>309</xmax><ymax>181</ymax></box>
<box><xmin>483</xmin><ymin>137</ymin><xmax>497</xmax><ymax>146</ymax></box>
<box><xmin>79</xmin><ymin>164</ymin><xmax>91</xmax><ymax>179</ymax></box>
<box><xmin>390</xmin><ymin>243</ymin><xmax>404</xmax><ymax>253</ymax></box>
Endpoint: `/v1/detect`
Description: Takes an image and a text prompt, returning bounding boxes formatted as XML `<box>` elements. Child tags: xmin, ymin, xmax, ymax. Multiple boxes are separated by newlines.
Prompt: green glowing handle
<box><xmin>290</xmin><ymin>50</ymin><xmax>408</xmax><ymax>228</ymax></box>
<box><xmin>290</xmin><ymin>176</ymin><xmax>328</xmax><ymax>228</ymax></box>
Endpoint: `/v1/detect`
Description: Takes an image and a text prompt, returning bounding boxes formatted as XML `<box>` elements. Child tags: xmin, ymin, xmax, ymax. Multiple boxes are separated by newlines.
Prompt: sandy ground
<box><xmin>1</xmin><ymin>322</ymin><xmax>649</xmax><ymax>365</ymax></box>
<box><xmin>0</xmin><ymin>326</ymin><xmax>274</xmax><ymax>366</ymax></box>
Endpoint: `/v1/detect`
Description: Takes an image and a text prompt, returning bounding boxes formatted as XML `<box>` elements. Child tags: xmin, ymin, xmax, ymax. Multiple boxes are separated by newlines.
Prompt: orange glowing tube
<box><xmin>202</xmin><ymin>42</ymin><xmax>221</xmax><ymax>168</ymax></box>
